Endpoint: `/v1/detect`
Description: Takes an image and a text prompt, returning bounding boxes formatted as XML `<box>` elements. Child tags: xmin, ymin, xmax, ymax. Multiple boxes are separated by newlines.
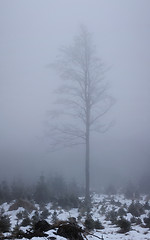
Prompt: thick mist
<box><xmin>0</xmin><ymin>0</ymin><xmax>150</xmax><ymax>190</ymax></box>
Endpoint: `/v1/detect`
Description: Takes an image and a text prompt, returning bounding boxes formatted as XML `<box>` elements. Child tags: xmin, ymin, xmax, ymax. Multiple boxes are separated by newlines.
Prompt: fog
<box><xmin>0</xmin><ymin>0</ymin><xmax>150</xmax><ymax>190</ymax></box>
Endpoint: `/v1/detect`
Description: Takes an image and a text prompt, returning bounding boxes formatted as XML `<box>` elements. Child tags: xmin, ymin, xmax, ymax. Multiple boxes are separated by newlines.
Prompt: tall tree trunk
<box><xmin>85</xmin><ymin>126</ymin><xmax>90</xmax><ymax>210</ymax></box>
<box><xmin>85</xmin><ymin>104</ymin><xmax>90</xmax><ymax>212</ymax></box>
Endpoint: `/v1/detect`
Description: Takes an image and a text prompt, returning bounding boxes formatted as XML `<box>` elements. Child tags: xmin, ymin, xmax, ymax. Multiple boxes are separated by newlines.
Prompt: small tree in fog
<box><xmin>34</xmin><ymin>175</ymin><xmax>49</xmax><ymax>203</ymax></box>
<box><xmin>46</xmin><ymin>26</ymin><xmax>113</xmax><ymax>209</ymax></box>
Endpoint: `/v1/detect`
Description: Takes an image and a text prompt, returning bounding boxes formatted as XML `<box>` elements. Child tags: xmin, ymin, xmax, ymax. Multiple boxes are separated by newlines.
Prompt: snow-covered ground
<box><xmin>1</xmin><ymin>194</ymin><xmax>150</xmax><ymax>240</ymax></box>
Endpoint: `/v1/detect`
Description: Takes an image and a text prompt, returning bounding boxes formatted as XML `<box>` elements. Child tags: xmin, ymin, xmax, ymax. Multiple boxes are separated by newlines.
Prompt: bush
<box><xmin>123</xmin><ymin>203</ymin><xmax>127</xmax><ymax>209</ymax></box>
<box><xmin>128</xmin><ymin>201</ymin><xmax>144</xmax><ymax>217</ymax></box>
<box><xmin>143</xmin><ymin>217</ymin><xmax>150</xmax><ymax>228</ymax></box>
<box><xmin>84</xmin><ymin>217</ymin><xmax>95</xmax><ymax>230</ymax></box>
<box><xmin>12</xmin><ymin>223</ymin><xmax>24</xmax><ymax>238</ymax></box>
<box><xmin>136</xmin><ymin>218</ymin><xmax>142</xmax><ymax>225</ymax></box>
<box><xmin>130</xmin><ymin>216</ymin><xmax>136</xmax><ymax>223</ymax></box>
<box><xmin>144</xmin><ymin>201</ymin><xmax>150</xmax><ymax>210</ymax></box>
<box><xmin>117</xmin><ymin>207</ymin><xmax>127</xmax><ymax>217</ymax></box>
<box><xmin>22</xmin><ymin>210</ymin><xmax>29</xmax><ymax>219</ymax></box>
<box><xmin>31</xmin><ymin>211</ymin><xmax>40</xmax><ymax>226</ymax></box>
<box><xmin>52</xmin><ymin>211</ymin><xmax>58</xmax><ymax>223</ymax></box>
<box><xmin>0</xmin><ymin>215</ymin><xmax>11</xmax><ymax>233</ymax></box>
<box><xmin>115</xmin><ymin>201</ymin><xmax>122</xmax><ymax>207</ymax></box>
<box><xmin>84</xmin><ymin>216</ymin><xmax>104</xmax><ymax>230</ymax></box>
<box><xmin>117</xmin><ymin>218</ymin><xmax>131</xmax><ymax>233</ymax></box>
<box><xmin>106</xmin><ymin>209</ymin><xmax>117</xmax><ymax>224</ymax></box>
<box><xmin>21</xmin><ymin>217</ymin><xmax>31</xmax><ymax>227</ymax></box>
<box><xmin>94</xmin><ymin>219</ymin><xmax>104</xmax><ymax>230</ymax></box>
<box><xmin>100</xmin><ymin>205</ymin><xmax>106</xmax><ymax>215</ymax></box>
<box><xmin>130</xmin><ymin>216</ymin><xmax>142</xmax><ymax>225</ymax></box>
<box><xmin>40</xmin><ymin>208</ymin><xmax>50</xmax><ymax>220</ymax></box>
<box><xmin>16</xmin><ymin>211</ymin><xmax>23</xmax><ymax>220</ymax></box>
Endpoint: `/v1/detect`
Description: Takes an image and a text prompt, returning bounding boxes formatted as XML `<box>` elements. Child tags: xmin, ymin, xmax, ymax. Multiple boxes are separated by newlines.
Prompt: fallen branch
<box><xmin>84</xmin><ymin>231</ymin><xmax>104</xmax><ymax>240</ymax></box>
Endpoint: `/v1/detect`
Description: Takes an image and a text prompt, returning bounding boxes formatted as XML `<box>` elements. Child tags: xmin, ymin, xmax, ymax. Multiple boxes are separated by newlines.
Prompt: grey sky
<box><xmin>0</xmin><ymin>0</ymin><xmax>150</xmax><ymax>185</ymax></box>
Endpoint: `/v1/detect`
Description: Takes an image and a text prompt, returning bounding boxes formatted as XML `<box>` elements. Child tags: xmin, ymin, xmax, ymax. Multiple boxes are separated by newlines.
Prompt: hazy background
<box><xmin>0</xmin><ymin>0</ymin><xmax>150</xmax><ymax>189</ymax></box>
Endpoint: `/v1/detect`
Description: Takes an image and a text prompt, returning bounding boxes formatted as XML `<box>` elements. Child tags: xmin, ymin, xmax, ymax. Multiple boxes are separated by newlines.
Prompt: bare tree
<box><xmin>46</xmin><ymin>26</ymin><xmax>113</xmax><ymax>209</ymax></box>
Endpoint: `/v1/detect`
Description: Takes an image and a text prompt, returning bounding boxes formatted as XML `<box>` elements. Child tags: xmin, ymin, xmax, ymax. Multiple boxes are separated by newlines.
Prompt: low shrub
<box><xmin>52</xmin><ymin>211</ymin><xmax>58</xmax><ymax>223</ymax></box>
<box><xmin>22</xmin><ymin>210</ymin><xmax>29</xmax><ymax>218</ymax></box>
<box><xmin>144</xmin><ymin>201</ymin><xmax>150</xmax><ymax>210</ymax></box>
<box><xmin>16</xmin><ymin>211</ymin><xmax>23</xmax><ymax>220</ymax></box>
<box><xmin>136</xmin><ymin>218</ymin><xmax>142</xmax><ymax>225</ymax></box>
<box><xmin>21</xmin><ymin>217</ymin><xmax>31</xmax><ymax>227</ymax></box>
<box><xmin>130</xmin><ymin>216</ymin><xmax>142</xmax><ymax>225</ymax></box>
<box><xmin>130</xmin><ymin>216</ymin><xmax>136</xmax><ymax>224</ymax></box>
<box><xmin>106</xmin><ymin>209</ymin><xmax>117</xmax><ymax>224</ymax></box>
<box><xmin>100</xmin><ymin>205</ymin><xmax>106</xmax><ymax>215</ymax></box>
<box><xmin>117</xmin><ymin>218</ymin><xmax>131</xmax><ymax>233</ymax></box>
<box><xmin>117</xmin><ymin>207</ymin><xmax>127</xmax><ymax>217</ymax></box>
<box><xmin>12</xmin><ymin>224</ymin><xmax>24</xmax><ymax>238</ymax></box>
<box><xmin>0</xmin><ymin>215</ymin><xmax>11</xmax><ymax>233</ymax></box>
<box><xmin>128</xmin><ymin>201</ymin><xmax>144</xmax><ymax>217</ymax></box>
<box><xmin>143</xmin><ymin>217</ymin><xmax>150</xmax><ymax>228</ymax></box>
<box><xmin>84</xmin><ymin>217</ymin><xmax>95</xmax><ymax>230</ymax></box>
<box><xmin>31</xmin><ymin>210</ymin><xmax>40</xmax><ymax>226</ymax></box>
<box><xmin>84</xmin><ymin>216</ymin><xmax>104</xmax><ymax>230</ymax></box>
<box><xmin>94</xmin><ymin>219</ymin><xmax>104</xmax><ymax>229</ymax></box>
<box><xmin>40</xmin><ymin>208</ymin><xmax>50</xmax><ymax>220</ymax></box>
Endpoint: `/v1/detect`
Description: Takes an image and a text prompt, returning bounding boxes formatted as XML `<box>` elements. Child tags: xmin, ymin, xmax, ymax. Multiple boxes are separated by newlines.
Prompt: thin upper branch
<box><xmin>46</xmin><ymin>26</ymin><xmax>113</xmax><ymax>150</ymax></box>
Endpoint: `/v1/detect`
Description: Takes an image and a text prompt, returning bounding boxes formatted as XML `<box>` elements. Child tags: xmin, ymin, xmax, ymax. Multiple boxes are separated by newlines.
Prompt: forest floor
<box><xmin>1</xmin><ymin>194</ymin><xmax>150</xmax><ymax>240</ymax></box>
